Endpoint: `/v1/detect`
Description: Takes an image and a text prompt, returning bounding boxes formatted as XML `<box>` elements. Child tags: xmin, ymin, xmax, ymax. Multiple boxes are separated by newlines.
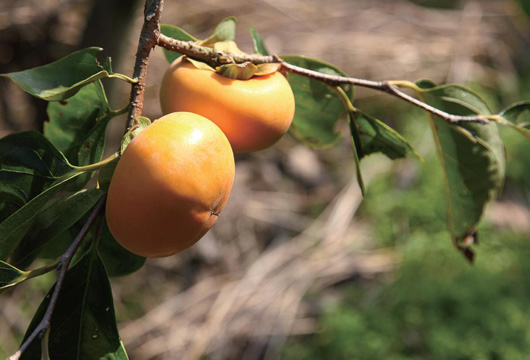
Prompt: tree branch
<box><xmin>8</xmin><ymin>196</ymin><xmax>107</xmax><ymax>360</ymax></box>
<box><xmin>126</xmin><ymin>0</ymin><xmax>164</xmax><ymax>131</ymax></box>
<box><xmin>8</xmin><ymin>2</ymin><xmax>166</xmax><ymax>359</ymax></box>
<box><xmin>156</xmin><ymin>35</ymin><xmax>489</xmax><ymax>125</ymax></box>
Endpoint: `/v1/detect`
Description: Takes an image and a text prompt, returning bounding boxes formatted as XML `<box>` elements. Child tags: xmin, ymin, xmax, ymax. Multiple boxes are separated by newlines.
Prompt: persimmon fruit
<box><xmin>105</xmin><ymin>112</ymin><xmax>235</xmax><ymax>257</ymax></box>
<box><xmin>159</xmin><ymin>57</ymin><xmax>296</xmax><ymax>153</ymax></box>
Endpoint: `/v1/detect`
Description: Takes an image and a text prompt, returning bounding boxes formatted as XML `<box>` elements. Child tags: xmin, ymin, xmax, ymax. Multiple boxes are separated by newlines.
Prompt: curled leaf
<box><xmin>184</xmin><ymin>57</ymin><xmax>216</xmax><ymax>72</ymax></box>
<box><xmin>213</xmin><ymin>40</ymin><xmax>246</xmax><ymax>55</ymax></box>
<box><xmin>497</xmin><ymin>101</ymin><xmax>530</xmax><ymax>140</ymax></box>
<box><xmin>255</xmin><ymin>63</ymin><xmax>281</xmax><ymax>76</ymax></box>
<box><xmin>216</xmin><ymin>62</ymin><xmax>258</xmax><ymax>80</ymax></box>
<box><xmin>121</xmin><ymin>116</ymin><xmax>151</xmax><ymax>154</ymax></box>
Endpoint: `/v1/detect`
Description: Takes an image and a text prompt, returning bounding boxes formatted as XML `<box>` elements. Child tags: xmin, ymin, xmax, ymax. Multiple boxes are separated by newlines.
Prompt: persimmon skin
<box><xmin>105</xmin><ymin>112</ymin><xmax>235</xmax><ymax>258</ymax></box>
<box><xmin>159</xmin><ymin>58</ymin><xmax>296</xmax><ymax>153</ymax></box>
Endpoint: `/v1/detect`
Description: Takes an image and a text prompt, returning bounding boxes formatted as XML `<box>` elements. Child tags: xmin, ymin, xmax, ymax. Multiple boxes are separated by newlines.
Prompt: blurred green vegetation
<box><xmin>284</xmin><ymin>224</ymin><xmax>530</xmax><ymax>360</ymax></box>
<box><xmin>283</xmin><ymin>77</ymin><xmax>530</xmax><ymax>360</ymax></box>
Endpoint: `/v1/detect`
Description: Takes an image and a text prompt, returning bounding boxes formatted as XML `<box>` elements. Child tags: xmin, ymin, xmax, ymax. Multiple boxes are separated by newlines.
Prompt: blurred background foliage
<box><xmin>2</xmin><ymin>0</ymin><xmax>530</xmax><ymax>359</ymax></box>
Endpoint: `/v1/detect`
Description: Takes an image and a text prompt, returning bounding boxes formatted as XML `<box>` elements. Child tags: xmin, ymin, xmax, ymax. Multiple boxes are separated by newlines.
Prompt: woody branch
<box><xmin>157</xmin><ymin>34</ymin><xmax>489</xmax><ymax>126</ymax></box>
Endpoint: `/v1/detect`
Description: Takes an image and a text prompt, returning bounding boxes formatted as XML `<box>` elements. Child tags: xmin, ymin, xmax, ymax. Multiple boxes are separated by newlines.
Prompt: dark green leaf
<box><xmin>20</xmin><ymin>248</ymin><xmax>128</xmax><ymax>360</ymax></box>
<box><xmin>11</xmin><ymin>189</ymin><xmax>104</xmax><ymax>269</ymax></box>
<box><xmin>0</xmin><ymin>48</ymin><xmax>129</xmax><ymax>101</ymax></box>
<box><xmin>45</xmin><ymin>81</ymin><xmax>113</xmax><ymax>189</ymax></box>
<box><xmin>98</xmin><ymin>221</ymin><xmax>145</xmax><ymax>277</ymax></box>
<box><xmin>0</xmin><ymin>260</ymin><xmax>25</xmax><ymax>289</ymax></box>
<box><xmin>45</xmin><ymin>81</ymin><xmax>110</xmax><ymax>156</ymax></box>
<box><xmin>282</xmin><ymin>55</ymin><xmax>353</xmax><ymax>148</ymax></box>
<box><xmin>417</xmin><ymin>81</ymin><xmax>505</xmax><ymax>245</ymax></box>
<box><xmin>0</xmin><ymin>172</ymin><xmax>83</xmax><ymax>260</ymax></box>
<box><xmin>350</xmin><ymin>110</ymin><xmax>423</xmax><ymax>161</ymax></box>
<box><xmin>0</xmin><ymin>131</ymin><xmax>74</xmax><ymax>222</ymax></box>
<box><xmin>160</xmin><ymin>24</ymin><xmax>198</xmax><ymax>64</ymax></box>
<box><xmin>97</xmin><ymin>158</ymin><xmax>119</xmax><ymax>193</ymax></box>
<box><xmin>250</xmin><ymin>27</ymin><xmax>270</xmax><ymax>56</ymax></box>
<box><xmin>497</xmin><ymin>101</ymin><xmax>530</xmax><ymax>140</ymax></box>
<box><xmin>200</xmin><ymin>17</ymin><xmax>237</xmax><ymax>47</ymax></box>
<box><xmin>347</xmin><ymin>116</ymin><xmax>365</xmax><ymax>196</ymax></box>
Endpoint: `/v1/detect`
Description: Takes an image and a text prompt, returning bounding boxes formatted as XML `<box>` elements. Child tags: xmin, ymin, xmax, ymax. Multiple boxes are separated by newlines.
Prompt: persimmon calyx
<box><xmin>183</xmin><ymin>56</ymin><xmax>281</xmax><ymax>81</ymax></box>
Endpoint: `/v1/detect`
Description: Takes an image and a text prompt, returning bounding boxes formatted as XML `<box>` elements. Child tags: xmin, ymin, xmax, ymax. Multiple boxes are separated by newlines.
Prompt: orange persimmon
<box><xmin>105</xmin><ymin>112</ymin><xmax>235</xmax><ymax>257</ymax></box>
<box><xmin>159</xmin><ymin>58</ymin><xmax>295</xmax><ymax>153</ymax></box>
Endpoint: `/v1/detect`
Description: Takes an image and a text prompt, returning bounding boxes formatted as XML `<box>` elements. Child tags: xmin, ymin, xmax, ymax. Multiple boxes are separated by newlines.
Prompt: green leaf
<box><xmin>45</xmin><ymin>81</ymin><xmax>110</xmax><ymax>156</ymax></box>
<box><xmin>216</xmin><ymin>62</ymin><xmax>259</xmax><ymax>80</ymax></box>
<box><xmin>10</xmin><ymin>189</ymin><xmax>104</xmax><ymax>269</ymax></box>
<box><xmin>0</xmin><ymin>260</ymin><xmax>25</xmax><ymax>289</ymax></box>
<box><xmin>200</xmin><ymin>17</ymin><xmax>237</xmax><ymax>47</ymax></box>
<box><xmin>350</xmin><ymin>110</ymin><xmax>423</xmax><ymax>161</ymax></box>
<box><xmin>20</xmin><ymin>248</ymin><xmax>128</xmax><ymax>360</ymax></box>
<box><xmin>0</xmin><ymin>259</ymin><xmax>58</xmax><ymax>291</ymax></box>
<box><xmin>160</xmin><ymin>24</ymin><xmax>198</xmax><ymax>63</ymax></box>
<box><xmin>416</xmin><ymin>81</ymin><xmax>505</xmax><ymax>246</ymax></box>
<box><xmin>45</xmin><ymin>81</ymin><xmax>114</xmax><ymax>189</ymax></box>
<box><xmin>98</xmin><ymin>221</ymin><xmax>145</xmax><ymax>277</ymax></box>
<box><xmin>0</xmin><ymin>131</ymin><xmax>74</xmax><ymax>222</ymax></box>
<box><xmin>121</xmin><ymin>116</ymin><xmax>151</xmax><ymax>154</ymax></box>
<box><xmin>250</xmin><ymin>27</ymin><xmax>270</xmax><ymax>56</ymax></box>
<box><xmin>0</xmin><ymin>172</ymin><xmax>82</xmax><ymax>260</ymax></box>
<box><xmin>0</xmin><ymin>47</ymin><xmax>131</xmax><ymax>101</ymax></box>
<box><xmin>281</xmin><ymin>55</ymin><xmax>353</xmax><ymax>148</ymax></box>
<box><xmin>97</xmin><ymin>157</ymin><xmax>119</xmax><ymax>193</ymax></box>
<box><xmin>497</xmin><ymin>101</ymin><xmax>530</xmax><ymax>140</ymax></box>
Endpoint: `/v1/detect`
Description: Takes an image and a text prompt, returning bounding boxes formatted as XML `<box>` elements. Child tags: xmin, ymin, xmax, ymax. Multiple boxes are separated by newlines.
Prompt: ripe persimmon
<box><xmin>159</xmin><ymin>57</ymin><xmax>296</xmax><ymax>153</ymax></box>
<box><xmin>105</xmin><ymin>112</ymin><xmax>235</xmax><ymax>257</ymax></box>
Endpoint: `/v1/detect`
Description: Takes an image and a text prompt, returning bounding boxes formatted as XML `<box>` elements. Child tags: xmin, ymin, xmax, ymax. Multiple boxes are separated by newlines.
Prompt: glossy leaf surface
<box><xmin>11</xmin><ymin>189</ymin><xmax>104</xmax><ymax>269</ymax></box>
<box><xmin>0</xmin><ymin>131</ymin><xmax>74</xmax><ymax>222</ymax></box>
<box><xmin>45</xmin><ymin>81</ymin><xmax>114</xmax><ymax>188</ymax></box>
<box><xmin>1</xmin><ymin>48</ymin><xmax>129</xmax><ymax>101</ymax></box>
<box><xmin>20</xmin><ymin>247</ymin><xmax>128</xmax><ymax>360</ymax></box>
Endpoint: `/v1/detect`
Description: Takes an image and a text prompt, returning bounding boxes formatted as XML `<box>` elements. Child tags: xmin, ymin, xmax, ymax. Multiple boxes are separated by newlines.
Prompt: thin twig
<box><xmin>8</xmin><ymin>196</ymin><xmax>107</xmax><ymax>360</ymax></box>
<box><xmin>126</xmin><ymin>0</ymin><xmax>164</xmax><ymax>131</ymax></box>
<box><xmin>156</xmin><ymin>36</ymin><xmax>489</xmax><ymax>125</ymax></box>
<box><xmin>157</xmin><ymin>33</ymin><xmax>274</xmax><ymax>67</ymax></box>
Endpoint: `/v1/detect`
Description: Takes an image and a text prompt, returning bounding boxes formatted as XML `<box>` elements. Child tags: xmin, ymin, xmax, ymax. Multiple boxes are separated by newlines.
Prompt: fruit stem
<box><xmin>73</xmin><ymin>152</ymin><xmax>119</xmax><ymax>173</ymax></box>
